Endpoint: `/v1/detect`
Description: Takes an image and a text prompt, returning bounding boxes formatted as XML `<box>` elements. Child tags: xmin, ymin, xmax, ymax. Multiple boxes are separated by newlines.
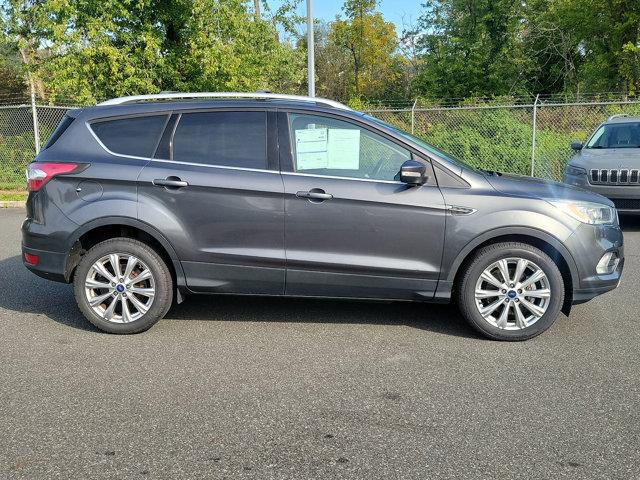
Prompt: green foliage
<box><xmin>2</xmin><ymin>0</ymin><xmax>306</xmax><ymax>103</ymax></box>
<box><xmin>316</xmin><ymin>0</ymin><xmax>401</xmax><ymax>100</ymax></box>
<box><xmin>370</xmin><ymin>101</ymin><xmax>640</xmax><ymax>181</ymax></box>
<box><xmin>414</xmin><ymin>0</ymin><xmax>640</xmax><ymax>99</ymax></box>
<box><xmin>413</xmin><ymin>0</ymin><xmax>533</xmax><ymax>99</ymax></box>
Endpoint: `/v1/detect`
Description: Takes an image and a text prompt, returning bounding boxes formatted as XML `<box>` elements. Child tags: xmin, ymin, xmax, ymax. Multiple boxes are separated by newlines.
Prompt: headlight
<box><xmin>549</xmin><ymin>200</ymin><xmax>617</xmax><ymax>225</ymax></box>
<box><xmin>564</xmin><ymin>165</ymin><xmax>586</xmax><ymax>176</ymax></box>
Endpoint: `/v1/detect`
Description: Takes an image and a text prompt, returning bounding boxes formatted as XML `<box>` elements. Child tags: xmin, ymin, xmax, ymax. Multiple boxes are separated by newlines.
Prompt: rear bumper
<box><xmin>21</xmin><ymin>198</ymin><xmax>77</xmax><ymax>283</ymax></box>
<box><xmin>21</xmin><ymin>244</ymin><xmax>69</xmax><ymax>283</ymax></box>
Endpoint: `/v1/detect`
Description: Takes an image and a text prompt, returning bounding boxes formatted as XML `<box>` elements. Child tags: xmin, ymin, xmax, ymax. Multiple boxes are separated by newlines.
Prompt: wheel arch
<box><xmin>64</xmin><ymin>217</ymin><xmax>187</xmax><ymax>297</ymax></box>
<box><xmin>446</xmin><ymin>227</ymin><xmax>578</xmax><ymax>315</ymax></box>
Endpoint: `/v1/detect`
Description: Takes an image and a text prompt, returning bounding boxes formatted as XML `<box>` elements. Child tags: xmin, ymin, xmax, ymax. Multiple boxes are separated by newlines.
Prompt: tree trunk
<box><xmin>254</xmin><ymin>0</ymin><xmax>260</xmax><ymax>21</ymax></box>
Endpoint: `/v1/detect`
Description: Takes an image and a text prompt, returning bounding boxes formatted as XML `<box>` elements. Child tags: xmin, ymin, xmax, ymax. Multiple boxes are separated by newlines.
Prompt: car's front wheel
<box><xmin>73</xmin><ymin>238</ymin><xmax>173</xmax><ymax>334</ymax></box>
<box><xmin>457</xmin><ymin>242</ymin><xmax>565</xmax><ymax>341</ymax></box>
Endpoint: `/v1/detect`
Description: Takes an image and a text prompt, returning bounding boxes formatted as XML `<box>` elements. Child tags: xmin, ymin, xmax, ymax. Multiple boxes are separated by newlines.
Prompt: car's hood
<box><xmin>484</xmin><ymin>172</ymin><xmax>614</xmax><ymax>206</ymax></box>
<box><xmin>570</xmin><ymin>148</ymin><xmax>640</xmax><ymax>170</ymax></box>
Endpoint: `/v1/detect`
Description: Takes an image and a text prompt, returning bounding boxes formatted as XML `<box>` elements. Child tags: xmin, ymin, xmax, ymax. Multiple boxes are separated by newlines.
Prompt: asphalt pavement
<box><xmin>0</xmin><ymin>208</ymin><xmax>638</xmax><ymax>479</ymax></box>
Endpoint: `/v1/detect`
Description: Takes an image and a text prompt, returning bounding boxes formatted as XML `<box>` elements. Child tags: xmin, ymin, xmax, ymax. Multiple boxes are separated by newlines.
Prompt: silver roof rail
<box><xmin>98</xmin><ymin>92</ymin><xmax>351</xmax><ymax>110</ymax></box>
<box><xmin>608</xmin><ymin>113</ymin><xmax>630</xmax><ymax>121</ymax></box>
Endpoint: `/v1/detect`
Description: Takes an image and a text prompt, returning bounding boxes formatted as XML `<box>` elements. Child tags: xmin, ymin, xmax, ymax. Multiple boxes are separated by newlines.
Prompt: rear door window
<box><xmin>91</xmin><ymin>115</ymin><xmax>168</xmax><ymax>158</ymax></box>
<box><xmin>171</xmin><ymin>111</ymin><xmax>267</xmax><ymax>169</ymax></box>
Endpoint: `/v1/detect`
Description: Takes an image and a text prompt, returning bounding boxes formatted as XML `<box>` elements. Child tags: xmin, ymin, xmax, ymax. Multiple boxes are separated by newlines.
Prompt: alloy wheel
<box><xmin>474</xmin><ymin>257</ymin><xmax>551</xmax><ymax>330</ymax></box>
<box><xmin>84</xmin><ymin>253</ymin><xmax>156</xmax><ymax>323</ymax></box>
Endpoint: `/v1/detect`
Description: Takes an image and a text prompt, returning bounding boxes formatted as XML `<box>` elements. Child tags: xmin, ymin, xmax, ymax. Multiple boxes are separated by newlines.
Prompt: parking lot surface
<box><xmin>1</xmin><ymin>208</ymin><xmax>639</xmax><ymax>479</ymax></box>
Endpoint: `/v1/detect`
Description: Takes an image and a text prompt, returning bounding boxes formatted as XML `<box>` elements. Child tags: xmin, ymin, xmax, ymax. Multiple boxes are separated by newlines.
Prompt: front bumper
<box><xmin>564</xmin><ymin>221</ymin><xmax>624</xmax><ymax>304</ymax></box>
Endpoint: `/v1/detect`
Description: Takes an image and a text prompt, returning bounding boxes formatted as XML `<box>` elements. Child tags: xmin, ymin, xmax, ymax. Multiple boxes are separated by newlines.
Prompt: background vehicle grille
<box><xmin>590</xmin><ymin>169</ymin><xmax>640</xmax><ymax>185</ymax></box>
<box><xmin>611</xmin><ymin>198</ymin><xmax>640</xmax><ymax>210</ymax></box>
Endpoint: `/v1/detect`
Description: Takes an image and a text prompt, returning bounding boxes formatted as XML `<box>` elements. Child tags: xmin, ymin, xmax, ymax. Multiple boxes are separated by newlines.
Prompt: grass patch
<box><xmin>0</xmin><ymin>190</ymin><xmax>27</xmax><ymax>202</ymax></box>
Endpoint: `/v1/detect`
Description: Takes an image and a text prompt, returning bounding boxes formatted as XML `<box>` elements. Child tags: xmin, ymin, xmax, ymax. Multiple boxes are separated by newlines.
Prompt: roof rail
<box><xmin>98</xmin><ymin>92</ymin><xmax>351</xmax><ymax>110</ymax></box>
<box><xmin>608</xmin><ymin>113</ymin><xmax>630</xmax><ymax>121</ymax></box>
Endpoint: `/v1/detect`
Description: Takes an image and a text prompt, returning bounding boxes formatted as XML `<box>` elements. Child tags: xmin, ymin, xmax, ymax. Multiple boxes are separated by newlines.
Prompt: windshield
<box><xmin>586</xmin><ymin>122</ymin><xmax>640</xmax><ymax>149</ymax></box>
<box><xmin>362</xmin><ymin>114</ymin><xmax>475</xmax><ymax>170</ymax></box>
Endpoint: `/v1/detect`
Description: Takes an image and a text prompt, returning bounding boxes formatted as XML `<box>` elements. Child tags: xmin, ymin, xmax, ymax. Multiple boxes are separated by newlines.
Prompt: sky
<box><xmin>271</xmin><ymin>0</ymin><xmax>423</xmax><ymax>32</ymax></box>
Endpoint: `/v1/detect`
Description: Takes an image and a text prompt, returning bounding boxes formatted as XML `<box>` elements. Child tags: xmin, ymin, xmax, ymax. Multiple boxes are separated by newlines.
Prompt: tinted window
<box><xmin>91</xmin><ymin>115</ymin><xmax>168</xmax><ymax>157</ymax></box>
<box><xmin>44</xmin><ymin>114</ymin><xmax>74</xmax><ymax>149</ymax></box>
<box><xmin>172</xmin><ymin>111</ymin><xmax>267</xmax><ymax>169</ymax></box>
<box><xmin>288</xmin><ymin>113</ymin><xmax>411</xmax><ymax>181</ymax></box>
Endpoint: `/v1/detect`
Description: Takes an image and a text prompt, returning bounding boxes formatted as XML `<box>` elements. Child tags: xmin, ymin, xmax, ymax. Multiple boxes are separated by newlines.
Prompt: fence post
<box><xmin>30</xmin><ymin>86</ymin><xmax>40</xmax><ymax>155</ymax></box>
<box><xmin>530</xmin><ymin>94</ymin><xmax>539</xmax><ymax>177</ymax></box>
<box><xmin>411</xmin><ymin>98</ymin><xmax>417</xmax><ymax>134</ymax></box>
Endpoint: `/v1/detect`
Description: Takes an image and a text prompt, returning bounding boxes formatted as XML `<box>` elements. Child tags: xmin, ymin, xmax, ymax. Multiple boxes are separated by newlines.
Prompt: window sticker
<box><xmin>295</xmin><ymin>127</ymin><xmax>361</xmax><ymax>170</ymax></box>
<box><xmin>295</xmin><ymin>128</ymin><xmax>328</xmax><ymax>169</ymax></box>
<box><xmin>327</xmin><ymin>129</ymin><xmax>360</xmax><ymax>169</ymax></box>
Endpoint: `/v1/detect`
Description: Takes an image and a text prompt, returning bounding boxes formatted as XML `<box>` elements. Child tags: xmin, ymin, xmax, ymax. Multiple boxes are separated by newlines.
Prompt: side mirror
<box><xmin>399</xmin><ymin>159</ymin><xmax>427</xmax><ymax>185</ymax></box>
<box><xmin>571</xmin><ymin>141</ymin><xmax>583</xmax><ymax>151</ymax></box>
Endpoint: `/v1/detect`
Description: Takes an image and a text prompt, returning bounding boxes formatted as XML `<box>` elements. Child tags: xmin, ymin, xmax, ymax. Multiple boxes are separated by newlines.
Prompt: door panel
<box><xmin>280</xmin><ymin>111</ymin><xmax>446</xmax><ymax>300</ymax></box>
<box><xmin>283</xmin><ymin>175</ymin><xmax>446</xmax><ymax>299</ymax></box>
<box><xmin>138</xmin><ymin>162</ymin><xmax>285</xmax><ymax>294</ymax></box>
<box><xmin>137</xmin><ymin>109</ymin><xmax>285</xmax><ymax>295</ymax></box>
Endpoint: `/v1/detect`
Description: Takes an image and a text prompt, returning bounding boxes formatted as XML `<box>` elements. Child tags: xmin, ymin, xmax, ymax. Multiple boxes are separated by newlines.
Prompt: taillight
<box><xmin>24</xmin><ymin>252</ymin><xmax>39</xmax><ymax>266</ymax></box>
<box><xmin>26</xmin><ymin>162</ymin><xmax>82</xmax><ymax>192</ymax></box>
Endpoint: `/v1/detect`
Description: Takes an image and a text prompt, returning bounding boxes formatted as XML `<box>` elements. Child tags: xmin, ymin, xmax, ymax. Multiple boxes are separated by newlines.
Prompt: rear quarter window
<box><xmin>90</xmin><ymin>115</ymin><xmax>168</xmax><ymax>158</ymax></box>
<box><xmin>43</xmin><ymin>114</ymin><xmax>75</xmax><ymax>149</ymax></box>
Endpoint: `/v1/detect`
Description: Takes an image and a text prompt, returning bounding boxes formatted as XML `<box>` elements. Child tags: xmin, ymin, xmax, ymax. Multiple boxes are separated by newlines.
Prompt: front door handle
<box><xmin>152</xmin><ymin>177</ymin><xmax>189</xmax><ymax>188</ymax></box>
<box><xmin>296</xmin><ymin>189</ymin><xmax>333</xmax><ymax>201</ymax></box>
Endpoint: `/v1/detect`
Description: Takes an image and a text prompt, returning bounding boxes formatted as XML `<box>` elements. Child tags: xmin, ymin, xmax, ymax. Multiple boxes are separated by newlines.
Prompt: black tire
<box><xmin>457</xmin><ymin>242</ymin><xmax>565</xmax><ymax>341</ymax></box>
<box><xmin>73</xmin><ymin>238</ymin><xmax>173</xmax><ymax>334</ymax></box>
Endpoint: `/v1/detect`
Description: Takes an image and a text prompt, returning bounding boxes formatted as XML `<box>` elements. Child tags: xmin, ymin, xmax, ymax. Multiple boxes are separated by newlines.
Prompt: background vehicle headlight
<box><xmin>549</xmin><ymin>200</ymin><xmax>617</xmax><ymax>225</ymax></box>
<box><xmin>564</xmin><ymin>165</ymin><xmax>586</xmax><ymax>176</ymax></box>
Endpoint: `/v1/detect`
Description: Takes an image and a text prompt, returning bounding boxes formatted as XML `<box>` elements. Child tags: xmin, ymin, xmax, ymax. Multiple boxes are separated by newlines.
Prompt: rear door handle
<box><xmin>152</xmin><ymin>178</ymin><xmax>189</xmax><ymax>188</ymax></box>
<box><xmin>296</xmin><ymin>189</ymin><xmax>333</xmax><ymax>201</ymax></box>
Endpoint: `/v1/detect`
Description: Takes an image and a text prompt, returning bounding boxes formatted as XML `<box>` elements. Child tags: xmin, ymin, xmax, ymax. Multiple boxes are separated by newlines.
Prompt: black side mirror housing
<box><xmin>571</xmin><ymin>141</ymin><xmax>583</xmax><ymax>151</ymax></box>
<box><xmin>399</xmin><ymin>159</ymin><xmax>427</xmax><ymax>185</ymax></box>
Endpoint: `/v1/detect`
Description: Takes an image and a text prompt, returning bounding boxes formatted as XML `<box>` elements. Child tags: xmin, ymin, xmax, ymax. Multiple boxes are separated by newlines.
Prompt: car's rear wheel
<box><xmin>73</xmin><ymin>238</ymin><xmax>173</xmax><ymax>334</ymax></box>
<box><xmin>457</xmin><ymin>242</ymin><xmax>565</xmax><ymax>341</ymax></box>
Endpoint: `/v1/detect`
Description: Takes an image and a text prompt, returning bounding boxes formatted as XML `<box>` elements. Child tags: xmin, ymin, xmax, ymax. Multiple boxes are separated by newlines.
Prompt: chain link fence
<box><xmin>0</xmin><ymin>94</ymin><xmax>75</xmax><ymax>191</ymax></box>
<box><xmin>1</xmin><ymin>95</ymin><xmax>640</xmax><ymax>192</ymax></box>
<box><xmin>365</xmin><ymin>98</ymin><xmax>640</xmax><ymax>180</ymax></box>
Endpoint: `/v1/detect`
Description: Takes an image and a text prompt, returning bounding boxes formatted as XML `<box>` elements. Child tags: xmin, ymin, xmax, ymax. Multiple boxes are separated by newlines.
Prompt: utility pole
<box><xmin>306</xmin><ymin>0</ymin><xmax>315</xmax><ymax>97</ymax></box>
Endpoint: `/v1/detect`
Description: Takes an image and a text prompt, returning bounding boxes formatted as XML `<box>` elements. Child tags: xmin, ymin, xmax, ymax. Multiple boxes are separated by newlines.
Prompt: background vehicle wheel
<box><xmin>73</xmin><ymin>238</ymin><xmax>173</xmax><ymax>334</ymax></box>
<box><xmin>457</xmin><ymin>242</ymin><xmax>565</xmax><ymax>341</ymax></box>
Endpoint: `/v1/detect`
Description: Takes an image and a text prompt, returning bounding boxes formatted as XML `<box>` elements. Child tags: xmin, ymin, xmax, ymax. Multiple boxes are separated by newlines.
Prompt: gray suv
<box><xmin>22</xmin><ymin>93</ymin><xmax>624</xmax><ymax>341</ymax></box>
<box><xmin>563</xmin><ymin>115</ymin><xmax>640</xmax><ymax>212</ymax></box>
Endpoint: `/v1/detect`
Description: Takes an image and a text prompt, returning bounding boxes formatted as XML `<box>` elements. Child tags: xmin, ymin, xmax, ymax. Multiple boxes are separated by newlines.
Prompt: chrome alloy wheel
<box><xmin>474</xmin><ymin>257</ymin><xmax>551</xmax><ymax>330</ymax></box>
<box><xmin>84</xmin><ymin>253</ymin><xmax>155</xmax><ymax>323</ymax></box>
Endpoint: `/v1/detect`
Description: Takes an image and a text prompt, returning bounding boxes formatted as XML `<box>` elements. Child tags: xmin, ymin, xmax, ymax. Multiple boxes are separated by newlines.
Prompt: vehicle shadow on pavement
<box><xmin>0</xmin><ymin>254</ymin><xmax>478</xmax><ymax>339</ymax></box>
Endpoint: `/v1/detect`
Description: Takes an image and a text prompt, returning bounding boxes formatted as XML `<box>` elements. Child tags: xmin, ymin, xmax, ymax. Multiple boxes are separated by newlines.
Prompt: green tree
<box><xmin>526</xmin><ymin>0</ymin><xmax>640</xmax><ymax>95</ymax></box>
<box><xmin>2</xmin><ymin>0</ymin><xmax>305</xmax><ymax>103</ymax></box>
<box><xmin>413</xmin><ymin>0</ymin><xmax>533</xmax><ymax>99</ymax></box>
<box><xmin>330</xmin><ymin>0</ymin><xmax>400</xmax><ymax>99</ymax></box>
